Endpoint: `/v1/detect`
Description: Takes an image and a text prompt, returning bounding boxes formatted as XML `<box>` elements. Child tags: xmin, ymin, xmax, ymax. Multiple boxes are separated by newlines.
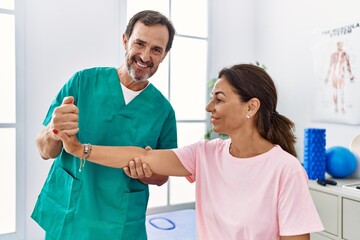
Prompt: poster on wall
<box><xmin>312</xmin><ymin>22</ymin><xmax>360</xmax><ymax>124</ymax></box>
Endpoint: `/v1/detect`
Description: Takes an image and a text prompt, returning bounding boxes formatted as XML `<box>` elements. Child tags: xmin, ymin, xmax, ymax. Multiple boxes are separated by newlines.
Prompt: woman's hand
<box><xmin>54</xmin><ymin>129</ymin><xmax>83</xmax><ymax>158</ymax></box>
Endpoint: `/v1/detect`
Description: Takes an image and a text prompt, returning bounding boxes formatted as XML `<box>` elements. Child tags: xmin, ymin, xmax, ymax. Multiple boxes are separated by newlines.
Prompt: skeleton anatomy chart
<box><xmin>312</xmin><ymin>22</ymin><xmax>360</xmax><ymax>124</ymax></box>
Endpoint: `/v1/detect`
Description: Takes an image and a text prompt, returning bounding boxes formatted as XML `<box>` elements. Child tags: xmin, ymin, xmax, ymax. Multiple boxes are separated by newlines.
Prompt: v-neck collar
<box><xmin>106</xmin><ymin>68</ymin><xmax>125</xmax><ymax>111</ymax></box>
<box><xmin>107</xmin><ymin>68</ymin><xmax>155</xmax><ymax>113</ymax></box>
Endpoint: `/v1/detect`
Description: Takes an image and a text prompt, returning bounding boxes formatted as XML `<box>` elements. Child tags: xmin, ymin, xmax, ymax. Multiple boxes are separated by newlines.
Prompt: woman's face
<box><xmin>206</xmin><ymin>77</ymin><xmax>248</xmax><ymax>135</ymax></box>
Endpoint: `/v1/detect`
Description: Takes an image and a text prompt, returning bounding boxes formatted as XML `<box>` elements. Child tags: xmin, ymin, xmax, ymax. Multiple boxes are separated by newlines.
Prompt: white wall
<box><xmin>24</xmin><ymin>0</ymin><xmax>124</xmax><ymax>239</ymax></box>
<box><xmin>208</xmin><ymin>0</ymin><xmax>256</xmax><ymax>77</ymax></box>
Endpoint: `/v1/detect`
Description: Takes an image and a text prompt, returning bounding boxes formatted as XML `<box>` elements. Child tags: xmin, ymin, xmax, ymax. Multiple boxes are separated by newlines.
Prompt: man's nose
<box><xmin>140</xmin><ymin>47</ymin><xmax>151</xmax><ymax>62</ymax></box>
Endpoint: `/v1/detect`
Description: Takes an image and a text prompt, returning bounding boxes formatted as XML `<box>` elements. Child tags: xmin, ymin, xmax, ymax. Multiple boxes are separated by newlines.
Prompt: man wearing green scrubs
<box><xmin>32</xmin><ymin>10</ymin><xmax>177</xmax><ymax>240</ymax></box>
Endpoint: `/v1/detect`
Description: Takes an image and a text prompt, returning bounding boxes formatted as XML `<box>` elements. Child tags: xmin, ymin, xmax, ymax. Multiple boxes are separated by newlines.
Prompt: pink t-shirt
<box><xmin>172</xmin><ymin>138</ymin><xmax>324</xmax><ymax>240</ymax></box>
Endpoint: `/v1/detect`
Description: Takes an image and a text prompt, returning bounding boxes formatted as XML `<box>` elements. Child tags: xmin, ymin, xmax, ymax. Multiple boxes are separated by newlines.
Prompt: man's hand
<box><xmin>123</xmin><ymin>146</ymin><xmax>169</xmax><ymax>186</ymax></box>
<box><xmin>36</xmin><ymin>96</ymin><xmax>79</xmax><ymax>159</ymax></box>
<box><xmin>123</xmin><ymin>158</ymin><xmax>154</xmax><ymax>179</ymax></box>
<box><xmin>50</xmin><ymin>96</ymin><xmax>79</xmax><ymax>140</ymax></box>
<box><xmin>123</xmin><ymin>146</ymin><xmax>153</xmax><ymax>178</ymax></box>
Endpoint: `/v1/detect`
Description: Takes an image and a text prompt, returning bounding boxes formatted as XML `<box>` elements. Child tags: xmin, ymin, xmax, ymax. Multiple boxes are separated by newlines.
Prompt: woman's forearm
<box><xmin>58</xmin><ymin>131</ymin><xmax>190</xmax><ymax>176</ymax></box>
<box><xmin>67</xmin><ymin>140</ymin><xmax>187</xmax><ymax>176</ymax></box>
<box><xmin>86</xmin><ymin>145</ymin><xmax>190</xmax><ymax>176</ymax></box>
<box><xmin>87</xmin><ymin>145</ymin><xmax>147</xmax><ymax>168</ymax></box>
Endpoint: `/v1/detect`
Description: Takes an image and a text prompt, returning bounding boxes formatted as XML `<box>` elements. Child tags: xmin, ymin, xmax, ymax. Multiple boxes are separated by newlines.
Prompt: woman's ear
<box><xmin>247</xmin><ymin>98</ymin><xmax>260</xmax><ymax>115</ymax></box>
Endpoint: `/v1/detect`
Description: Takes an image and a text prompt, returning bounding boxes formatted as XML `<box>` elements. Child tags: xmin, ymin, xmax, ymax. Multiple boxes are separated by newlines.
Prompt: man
<box><xmin>32</xmin><ymin>10</ymin><xmax>177</xmax><ymax>240</ymax></box>
<box><xmin>325</xmin><ymin>40</ymin><xmax>355</xmax><ymax>113</ymax></box>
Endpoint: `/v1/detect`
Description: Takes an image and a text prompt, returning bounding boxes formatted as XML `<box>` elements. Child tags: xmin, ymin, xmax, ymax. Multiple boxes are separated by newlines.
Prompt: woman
<box><xmin>56</xmin><ymin>64</ymin><xmax>323</xmax><ymax>240</ymax></box>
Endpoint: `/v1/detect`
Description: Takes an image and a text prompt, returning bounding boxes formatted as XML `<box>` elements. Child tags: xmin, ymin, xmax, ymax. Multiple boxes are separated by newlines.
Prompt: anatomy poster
<box><xmin>312</xmin><ymin>22</ymin><xmax>360</xmax><ymax>124</ymax></box>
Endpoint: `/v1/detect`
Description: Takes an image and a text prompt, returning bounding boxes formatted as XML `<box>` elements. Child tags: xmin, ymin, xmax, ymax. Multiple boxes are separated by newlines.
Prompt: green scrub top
<box><xmin>31</xmin><ymin>67</ymin><xmax>177</xmax><ymax>240</ymax></box>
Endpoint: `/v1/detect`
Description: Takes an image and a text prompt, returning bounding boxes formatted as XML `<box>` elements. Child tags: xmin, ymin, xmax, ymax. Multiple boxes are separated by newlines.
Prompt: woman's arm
<box><xmin>57</xmin><ymin>131</ymin><xmax>191</xmax><ymax>176</ymax></box>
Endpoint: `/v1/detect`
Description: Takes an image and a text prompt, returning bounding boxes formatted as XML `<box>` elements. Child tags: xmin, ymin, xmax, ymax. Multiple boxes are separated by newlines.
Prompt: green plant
<box><xmin>204</xmin><ymin>62</ymin><xmax>267</xmax><ymax>140</ymax></box>
<box><xmin>254</xmin><ymin>61</ymin><xmax>267</xmax><ymax>70</ymax></box>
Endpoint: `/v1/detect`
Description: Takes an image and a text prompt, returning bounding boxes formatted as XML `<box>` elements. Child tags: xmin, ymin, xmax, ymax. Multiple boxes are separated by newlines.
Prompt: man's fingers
<box><xmin>123</xmin><ymin>167</ymin><xmax>131</xmax><ymax>176</ymax></box>
<box><xmin>53</xmin><ymin>111</ymin><xmax>79</xmax><ymax>123</ymax></box>
<box><xmin>142</xmin><ymin>163</ymin><xmax>153</xmax><ymax>178</ymax></box>
<box><xmin>62</xmin><ymin>96</ymin><xmax>74</xmax><ymax>105</ymax></box>
<box><xmin>63</xmin><ymin>128</ymin><xmax>79</xmax><ymax>136</ymax></box>
<box><xmin>133</xmin><ymin>158</ymin><xmax>145</xmax><ymax>177</ymax></box>
<box><xmin>51</xmin><ymin>119</ymin><xmax>78</xmax><ymax>134</ymax></box>
<box><xmin>124</xmin><ymin>158</ymin><xmax>153</xmax><ymax>179</ymax></box>
<box><xmin>51</xmin><ymin>105</ymin><xmax>79</xmax><ymax>134</ymax></box>
<box><xmin>128</xmin><ymin>160</ymin><xmax>143</xmax><ymax>178</ymax></box>
<box><xmin>127</xmin><ymin>160</ymin><xmax>137</xmax><ymax>177</ymax></box>
<box><xmin>55</xmin><ymin>102</ymin><xmax>79</xmax><ymax>115</ymax></box>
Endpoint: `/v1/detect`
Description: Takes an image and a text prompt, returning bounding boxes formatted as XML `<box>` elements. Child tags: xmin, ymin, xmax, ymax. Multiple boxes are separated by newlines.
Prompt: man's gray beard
<box><xmin>126</xmin><ymin>62</ymin><xmax>155</xmax><ymax>82</ymax></box>
<box><xmin>125</xmin><ymin>50</ymin><xmax>155</xmax><ymax>82</ymax></box>
<box><xmin>127</xmin><ymin>68</ymin><xmax>149</xmax><ymax>82</ymax></box>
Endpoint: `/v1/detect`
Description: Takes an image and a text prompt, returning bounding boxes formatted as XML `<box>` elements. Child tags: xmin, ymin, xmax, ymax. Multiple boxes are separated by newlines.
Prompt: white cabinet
<box><xmin>342</xmin><ymin>198</ymin><xmax>360</xmax><ymax>239</ymax></box>
<box><xmin>309</xmin><ymin>179</ymin><xmax>360</xmax><ymax>240</ymax></box>
<box><xmin>310</xmin><ymin>190</ymin><xmax>338</xmax><ymax>237</ymax></box>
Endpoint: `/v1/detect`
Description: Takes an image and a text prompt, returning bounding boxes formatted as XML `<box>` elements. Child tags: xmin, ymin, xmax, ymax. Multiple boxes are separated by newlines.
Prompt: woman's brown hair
<box><xmin>218</xmin><ymin>64</ymin><xmax>297</xmax><ymax>157</ymax></box>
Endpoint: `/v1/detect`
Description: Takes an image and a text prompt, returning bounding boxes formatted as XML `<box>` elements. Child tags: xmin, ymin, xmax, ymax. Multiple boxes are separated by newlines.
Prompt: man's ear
<box><xmin>122</xmin><ymin>33</ymin><xmax>128</xmax><ymax>48</ymax></box>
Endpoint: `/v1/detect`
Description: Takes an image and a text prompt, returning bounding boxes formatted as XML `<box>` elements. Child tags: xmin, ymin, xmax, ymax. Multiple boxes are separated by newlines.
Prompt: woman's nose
<box><xmin>205</xmin><ymin>101</ymin><xmax>213</xmax><ymax>112</ymax></box>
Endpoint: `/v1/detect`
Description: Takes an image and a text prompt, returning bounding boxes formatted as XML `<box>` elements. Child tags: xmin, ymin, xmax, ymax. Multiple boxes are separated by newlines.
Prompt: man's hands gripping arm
<box><xmin>123</xmin><ymin>146</ymin><xmax>169</xmax><ymax>186</ymax></box>
<box><xmin>36</xmin><ymin>96</ymin><xmax>79</xmax><ymax>159</ymax></box>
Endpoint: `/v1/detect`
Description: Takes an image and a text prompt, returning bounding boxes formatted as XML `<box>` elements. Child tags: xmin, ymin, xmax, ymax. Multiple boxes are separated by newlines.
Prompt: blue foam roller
<box><xmin>303</xmin><ymin>128</ymin><xmax>326</xmax><ymax>180</ymax></box>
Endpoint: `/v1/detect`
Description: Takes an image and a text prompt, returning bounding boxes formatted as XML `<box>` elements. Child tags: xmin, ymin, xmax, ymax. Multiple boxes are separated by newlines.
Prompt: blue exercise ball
<box><xmin>326</xmin><ymin>146</ymin><xmax>358</xmax><ymax>178</ymax></box>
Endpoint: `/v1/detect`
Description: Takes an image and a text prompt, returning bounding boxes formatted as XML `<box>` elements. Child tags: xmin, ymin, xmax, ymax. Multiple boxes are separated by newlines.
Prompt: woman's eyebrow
<box><xmin>214</xmin><ymin>91</ymin><xmax>225</xmax><ymax>96</ymax></box>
